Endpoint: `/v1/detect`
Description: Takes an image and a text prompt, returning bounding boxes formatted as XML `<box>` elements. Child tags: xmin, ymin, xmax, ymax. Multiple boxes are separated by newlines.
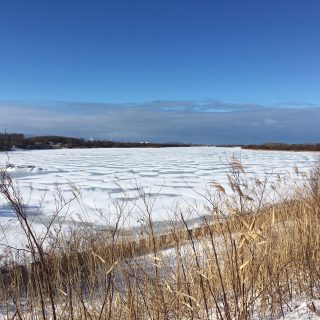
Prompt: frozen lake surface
<box><xmin>0</xmin><ymin>147</ymin><xmax>318</xmax><ymax>248</ymax></box>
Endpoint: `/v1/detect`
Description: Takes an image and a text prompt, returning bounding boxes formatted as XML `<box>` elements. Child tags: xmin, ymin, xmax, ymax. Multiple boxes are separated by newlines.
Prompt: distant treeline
<box><xmin>242</xmin><ymin>143</ymin><xmax>320</xmax><ymax>152</ymax></box>
<box><xmin>0</xmin><ymin>133</ymin><xmax>190</xmax><ymax>151</ymax></box>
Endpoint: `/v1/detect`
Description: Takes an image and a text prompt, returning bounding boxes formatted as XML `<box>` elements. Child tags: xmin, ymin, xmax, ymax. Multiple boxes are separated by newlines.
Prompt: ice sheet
<box><xmin>0</xmin><ymin>147</ymin><xmax>318</xmax><ymax>247</ymax></box>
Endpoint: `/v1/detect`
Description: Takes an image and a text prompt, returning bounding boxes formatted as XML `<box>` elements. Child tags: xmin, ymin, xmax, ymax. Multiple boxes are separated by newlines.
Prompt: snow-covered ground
<box><xmin>279</xmin><ymin>300</ymin><xmax>320</xmax><ymax>319</ymax></box>
<box><xmin>1</xmin><ymin>297</ymin><xmax>319</xmax><ymax>319</ymax></box>
<box><xmin>0</xmin><ymin>147</ymin><xmax>318</xmax><ymax>248</ymax></box>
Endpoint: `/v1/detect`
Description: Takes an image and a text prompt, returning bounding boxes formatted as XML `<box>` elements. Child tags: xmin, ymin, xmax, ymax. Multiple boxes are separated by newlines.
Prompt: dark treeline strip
<box><xmin>0</xmin><ymin>133</ymin><xmax>191</xmax><ymax>151</ymax></box>
<box><xmin>242</xmin><ymin>143</ymin><xmax>320</xmax><ymax>152</ymax></box>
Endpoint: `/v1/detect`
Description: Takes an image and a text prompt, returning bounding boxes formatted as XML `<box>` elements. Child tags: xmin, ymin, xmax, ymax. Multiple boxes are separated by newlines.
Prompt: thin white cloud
<box><xmin>265</xmin><ymin>119</ymin><xmax>277</xmax><ymax>125</ymax></box>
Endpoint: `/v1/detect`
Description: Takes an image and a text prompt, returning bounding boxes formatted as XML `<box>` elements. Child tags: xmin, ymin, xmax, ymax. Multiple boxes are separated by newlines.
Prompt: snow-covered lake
<box><xmin>0</xmin><ymin>147</ymin><xmax>318</xmax><ymax>247</ymax></box>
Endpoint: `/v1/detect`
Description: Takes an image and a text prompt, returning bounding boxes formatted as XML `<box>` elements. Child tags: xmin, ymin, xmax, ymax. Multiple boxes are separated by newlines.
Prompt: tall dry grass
<box><xmin>0</xmin><ymin>158</ymin><xmax>320</xmax><ymax>319</ymax></box>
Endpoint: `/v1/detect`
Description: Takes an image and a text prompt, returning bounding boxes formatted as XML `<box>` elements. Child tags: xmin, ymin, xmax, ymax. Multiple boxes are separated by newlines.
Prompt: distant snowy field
<box><xmin>0</xmin><ymin>147</ymin><xmax>318</xmax><ymax>248</ymax></box>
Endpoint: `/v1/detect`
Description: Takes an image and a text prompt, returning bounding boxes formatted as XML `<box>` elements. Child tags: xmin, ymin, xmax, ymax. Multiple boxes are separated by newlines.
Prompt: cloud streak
<box><xmin>1</xmin><ymin>100</ymin><xmax>319</xmax><ymax>144</ymax></box>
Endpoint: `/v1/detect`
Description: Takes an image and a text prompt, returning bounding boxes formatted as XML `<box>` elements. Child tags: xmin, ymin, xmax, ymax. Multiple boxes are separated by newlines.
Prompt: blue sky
<box><xmin>1</xmin><ymin>0</ymin><xmax>320</xmax><ymax>143</ymax></box>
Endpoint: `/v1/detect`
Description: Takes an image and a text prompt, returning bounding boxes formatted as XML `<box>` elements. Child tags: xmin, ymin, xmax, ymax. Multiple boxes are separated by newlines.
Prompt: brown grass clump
<box><xmin>0</xmin><ymin>159</ymin><xmax>320</xmax><ymax>319</ymax></box>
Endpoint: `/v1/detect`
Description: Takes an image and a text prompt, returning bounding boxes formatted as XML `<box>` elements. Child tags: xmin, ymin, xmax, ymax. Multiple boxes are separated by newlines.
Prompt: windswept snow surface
<box><xmin>0</xmin><ymin>147</ymin><xmax>318</xmax><ymax>248</ymax></box>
